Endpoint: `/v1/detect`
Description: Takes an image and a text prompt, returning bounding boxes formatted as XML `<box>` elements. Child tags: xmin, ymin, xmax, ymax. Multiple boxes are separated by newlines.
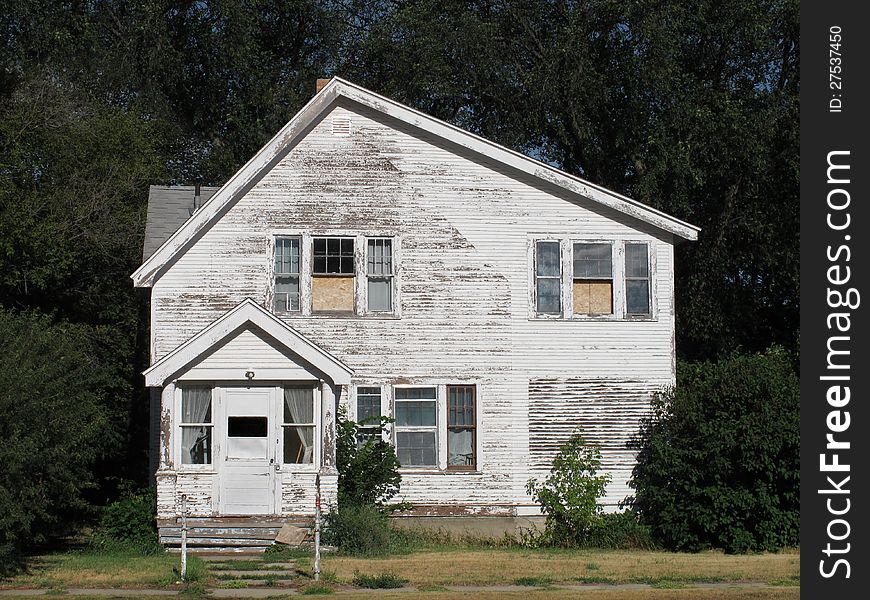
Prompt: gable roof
<box><xmin>143</xmin><ymin>185</ymin><xmax>219</xmax><ymax>261</ymax></box>
<box><xmin>132</xmin><ymin>77</ymin><xmax>699</xmax><ymax>287</ymax></box>
<box><xmin>143</xmin><ymin>299</ymin><xmax>353</xmax><ymax>386</ymax></box>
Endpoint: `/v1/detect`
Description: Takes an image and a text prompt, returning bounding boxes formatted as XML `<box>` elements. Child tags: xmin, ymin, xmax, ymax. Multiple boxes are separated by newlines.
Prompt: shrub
<box><xmin>335</xmin><ymin>408</ymin><xmax>401</xmax><ymax>508</ymax></box>
<box><xmin>323</xmin><ymin>504</ymin><xmax>391</xmax><ymax>556</ymax></box>
<box><xmin>352</xmin><ymin>570</ymin><xmax>408</xmax><ymax>589</ymax></box>
<box><xmin>526</xmin><ymin>433</ymin><xmax>610</xmax><ymax>546</ymax></box>
<box><xmin>90</xmin><ymin>486</ymin><xmax>160</xmax><ymax>554</ymax></box>
<box><xmin>625</xmin><ymin>347</ymin><xmax>800</xmax><ymax>553</ymax></box>
<box><xmin>585</xmin><ymin>511</ymin><xmax>657</xmax><ymax>550</ymax></box>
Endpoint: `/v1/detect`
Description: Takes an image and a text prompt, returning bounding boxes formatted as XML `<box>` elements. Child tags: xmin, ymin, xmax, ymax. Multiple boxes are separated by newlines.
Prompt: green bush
<box><xmin>585</xmin><ymin>511</ymin><xmax>657</xmax><ymax>550</ymax></box>
<box><xmin>352</xmin><ymin>570</ymin><xmax>408</xmax><ymax>589</ymax></box>
<box><xmin>323</xmin><ymin>504</ymin><xmax>391</xmax><ymax>556</ymax></box>
<box><xmin>526</xmin><ymin>433</ymin><xmax>610</xmax><ymax>546</ymax></box>
<box><xmin>90</xmin><ymin>486</ymin><xmax>160</xmax><ymax>554</ymax></box>
<box><xmin>335</xmin><ymin>408</ymin><xmax>401</xmax><ymax>508</ymax></box>
<box><xmin>626</xmin><ymin>347</ymin><xmax>800</xmax><ymax>553</ymax></box>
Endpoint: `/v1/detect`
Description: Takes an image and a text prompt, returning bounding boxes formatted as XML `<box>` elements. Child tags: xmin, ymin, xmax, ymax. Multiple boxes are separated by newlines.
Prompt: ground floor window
<box><xmin>447</xmin><ymin>385</ymin><xmax>476</xmax><ymax>470</ymax></box>
<box><xmin>390</xmin><ymin>384</ymin><xmax>478</xmax><ymax>470</ymax></box>
<box><xmin>356</xmin><ymin>386</ymin><xmax>382</xmax><ymax>446</ymax></box>
<box><xmin>283</xmin><ymin>386</ymin><xmax>316</xmax><ymax>464</ymax></box>
<box><xmin>180</xmin><ymin>386</ymin><xmax>212</xmax><ymax>464</ymax></box>
<box><xmin>394</xmin><ymin>387</ymin><xmax>437</xmax><ymax>467</ymax></box>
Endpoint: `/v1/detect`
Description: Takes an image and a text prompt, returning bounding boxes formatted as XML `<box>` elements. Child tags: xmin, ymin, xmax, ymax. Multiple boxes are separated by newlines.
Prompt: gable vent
<box><xmin>331</xmin><ymin>116</ymin><xmax>351</xmax><ymax>136</ymax></box>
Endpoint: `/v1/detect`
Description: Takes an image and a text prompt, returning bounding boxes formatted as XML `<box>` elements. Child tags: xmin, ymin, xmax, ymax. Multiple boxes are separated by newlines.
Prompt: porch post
<box><xmin>159</xmin><ymin>382</ymin><xmax>176</xmax><ymax>471</ymax></box>
<box><xmin>320</xmin><ymin>381</ymin><xmax>338</xmax><ymax>473</ymax></box>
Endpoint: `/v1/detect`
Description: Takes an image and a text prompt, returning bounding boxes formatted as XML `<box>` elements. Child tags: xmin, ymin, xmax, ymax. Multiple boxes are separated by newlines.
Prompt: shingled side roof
<box><xmin>142</xmin><ymin>186</ymin><xmax>219</xmax><ymax>261</ymax></box>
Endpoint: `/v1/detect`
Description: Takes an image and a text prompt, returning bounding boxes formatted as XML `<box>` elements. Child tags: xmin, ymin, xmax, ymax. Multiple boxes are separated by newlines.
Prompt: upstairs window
<box><xmin>625</xmin><ymin>243</ymin><xmax>650</xmax><ymax>315</ymax></box>
<box><xmin>573</xmin><ymin>243</ymin><xmax>613</xmax><ymax>315</ymax></box>
<box><xmin>180</xmin><ymin>387</ymin><xmax>212</xmax><ymax>465</ymax></box>
<box><xmin>312</xmin><ymin>237</ymin><xmax>355</xmax><ymax>313</ymax></box>
<box><xmin>274</xmin><ymin>237</ymin><xmax>301</xmax><ymax>312</ymax></box>
<box><xmin>535</xmin><ymin>241</ymin><xmax>562</xmax><ymax>315</ymax></box>
<box><xmin>366</xmin><ymin>239</ymin><xmax>393</xmax><ymax>312</ymax></box>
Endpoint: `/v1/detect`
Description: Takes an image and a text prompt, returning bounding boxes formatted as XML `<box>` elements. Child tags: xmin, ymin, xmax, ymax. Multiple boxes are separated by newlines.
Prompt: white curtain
<box><xmin>284</xmin><ymin>387</ymin><xmax>315</xmax><ymax>463</ymax></box>
<box><xmin>181</xmin><ymin>387</ymin><xmax>212</xmax><ymax>464</ymax></box>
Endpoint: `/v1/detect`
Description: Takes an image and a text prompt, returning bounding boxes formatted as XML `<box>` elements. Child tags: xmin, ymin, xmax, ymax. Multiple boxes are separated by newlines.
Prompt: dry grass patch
<box><xmin>1</xmin><ymin>552</ymin><xmax>182</xmax><ymax>589</ymax></box>
<box><xmin>321</xmin><ymin>548</ymin><xmax>800</xmax><ymax>587</ymax></box>
<box><xmin>316</xmin><ymin>589</ymin><xmax>799</xmax><ymax>600</ymax></box>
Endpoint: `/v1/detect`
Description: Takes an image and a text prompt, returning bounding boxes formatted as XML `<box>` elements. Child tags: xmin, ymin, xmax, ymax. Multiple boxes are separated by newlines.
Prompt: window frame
<box><xmin>529</xmin><ymin>236</ymin><xmax>656</xmax><ymax>321</ymax></box>
<box><xmin>177</xmin><ymin>385</ymin><xmax>214</xmax><ymax>469</ymax></box>
<box><xmin>365</xmin><ymin>237</ymin><xmax>395</xmax><ymax>313</ymax></box>
<box><xmin>446</xmin><ymin>385</ymin><xmax>477</xmax><ymax>471</ymax></box>
<box><xmin>534</xmin><ymin>239</ymin><xmax>563</xmax><ymax>317</ymax></box>
<box><xmin>624</xmin><ymin>242</ymin><xmax>652</xmax><ymax>317</ymax></box>
<box><xmin>280</xmin><ymin>384</ymin><xmax>319</xmax><ymax>469</ymax></box>
<box><xmin>273</xmin><ymin>236</ymin><xmax>301</xmax><ymax>313</ymax></box>
<box><xmin>572</xmin><ymin>241</ymin><xmax>615</xmax><ymax>317</ymax></box>
<box><xmin>355</xmin><ymin>385</ymin><xmax>384</xmax><ymax>446</ymax></box>
<box><xmin>392</xmin><ymin>385</ymin><xmax>439</xmax><ymax>469</ymax></box>
<box><xmin>270</xmin><ymin>232</ymin><xmax>401</xmax><ymax>318</ymax></box>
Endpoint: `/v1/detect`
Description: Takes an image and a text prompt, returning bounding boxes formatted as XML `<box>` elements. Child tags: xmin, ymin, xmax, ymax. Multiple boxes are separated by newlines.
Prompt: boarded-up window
<box><xmin>625</xmin><ymin>243</ymin><xmax>650</xmax><ymax>315</ymax></box>
<box><xmin>274</xmin><ymin>237</ymin><xmax>300</xmax><ymax>312</ymax></box>
<box><xmin>573</xmin><ymin>243</ymin><xmax>613</xmax><ymax>315</ymax></box>
<box><xmin>447</xmin><ymin>386</ymin><xmax>476</xmax><ymax>470</ymax></box>
<box><xmin>366</xmin><ymin>239</ymin><xmax>393</xmax><ymax>312</ymax></box>
<box><xmin>535</xmin><ymin>241</ymin><xmax>561</xmax><ymax>314</ymax></box>
<box><xmin>395</xmin><ymin>387</ymin><xmax>437</xmax><ymax>467</ymax></box>
<box><xmin>180</xmin><ymin>387</ymin><xmax>212</xmax><ymax>465</ymax></box>
<box><xmin>356</xmin><ymin>386</ymin><xmax>382</xmax><ymax>446</ymax></box>
<box><xmin>313</xmin><ymin>237</ymin><xmax>355</xmax><ymax>312</ymax></box>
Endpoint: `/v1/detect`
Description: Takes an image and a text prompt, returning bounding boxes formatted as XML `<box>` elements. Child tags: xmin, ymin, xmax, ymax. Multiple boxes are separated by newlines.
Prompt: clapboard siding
<box><xmin>150</xmin><ymin>100</ymin><xmax>677</xmax><ymax>514</ymax></box>
<box><xmin>528</xmin><ymin>378</ymin><xmax>666</xmax><ymax>507</ymax></box>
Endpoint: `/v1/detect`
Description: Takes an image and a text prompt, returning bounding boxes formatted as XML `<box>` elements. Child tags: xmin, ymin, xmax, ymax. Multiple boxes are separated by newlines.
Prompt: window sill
<box><xmin>399</xmin><ymin>468</ymin><xmax>482</xmax><ymax>475</ymax></box>
<box><xmin>529</xmin><ymin>315</ymin><xmax>658</xmax><ymax>323</ymax></box>
<box><xmin>275</xmin><ymin>312</ymin><xmax>401</xmax><ymax>320</ymax></box>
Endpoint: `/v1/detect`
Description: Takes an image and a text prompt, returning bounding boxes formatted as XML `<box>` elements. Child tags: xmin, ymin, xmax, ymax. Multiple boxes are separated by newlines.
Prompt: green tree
<box><xmin>625</xmin><ymin>347</ymin><xmax>800</xmax><ymax>553</ymax></box>
<box><xmin>335</xmin><ymin>408</ymin><xmax>401</xmax><ymax>508</ymax></box>
<box><xmin>342</xmin><ymin>0</ymin><xmax>799</xmax><ymax>361</ymax></box>
<box><xmin>0</xmin><ymin>310</ymin><xmax>117</xmax><ymax>573</ymax></box>
<box><xmin>526</xmin><ymin>433</ymin><xmax>611</xmax><ymax>546</ymax></box>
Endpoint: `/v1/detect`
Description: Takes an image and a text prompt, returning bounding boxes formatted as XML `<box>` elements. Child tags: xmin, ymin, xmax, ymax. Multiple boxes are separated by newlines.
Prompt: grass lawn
<box><xmin>1</xmin><ymin>546</ymin><xmax>799</xmax><ymax>596</ymax></box>
<box><xmin>319</xmin><ymin>547</ymin><xmax>800</xmax><ymax>588</ymax></box>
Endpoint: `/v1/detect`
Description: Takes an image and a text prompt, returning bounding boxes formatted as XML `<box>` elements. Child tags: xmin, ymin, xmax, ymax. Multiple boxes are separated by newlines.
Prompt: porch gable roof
<box><xmin>143</xmin><ymin>299</ymin><xmax>353</xmax><ymax>387</ymax></box>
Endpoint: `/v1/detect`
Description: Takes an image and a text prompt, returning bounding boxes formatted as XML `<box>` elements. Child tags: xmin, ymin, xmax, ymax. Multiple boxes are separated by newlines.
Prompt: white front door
<box><xmin>220</xmin><ymin>387</ymin><xmax>278</xmax><ymax>515</ymax></box>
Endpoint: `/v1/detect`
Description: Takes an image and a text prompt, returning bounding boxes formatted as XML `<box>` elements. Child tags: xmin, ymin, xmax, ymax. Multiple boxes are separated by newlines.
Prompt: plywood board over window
<box><xmin>573</xmin><ymin>242</ymin><xmax>613</xmax><ymax>315</ymax></box>
<box><xmin>312</xmin><ymin>237</ymin><xmax>355</xmax><ymax>313</ymax></box>
<box><xmin>312</xmin><ymin>276</ymin><xmax>354</xmax><ymax>312</ymax></box>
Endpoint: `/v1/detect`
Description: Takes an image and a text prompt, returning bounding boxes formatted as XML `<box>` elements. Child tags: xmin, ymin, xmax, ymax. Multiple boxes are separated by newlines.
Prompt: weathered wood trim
<box><xmin>132</xmin><ymin>78</ymin><xmax>698</xmax><ymax>288</ymax></box>
<box><xmin>143</xmin><ymin>299</ymin><xmax>352</xmax><ymax>386</ymax></box>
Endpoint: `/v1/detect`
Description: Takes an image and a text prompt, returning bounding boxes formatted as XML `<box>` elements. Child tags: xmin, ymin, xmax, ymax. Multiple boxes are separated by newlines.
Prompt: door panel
<box><xmin>220</xmin><ymin>387</ymin><xmax>277</xmax><ymax>515</ymax></box>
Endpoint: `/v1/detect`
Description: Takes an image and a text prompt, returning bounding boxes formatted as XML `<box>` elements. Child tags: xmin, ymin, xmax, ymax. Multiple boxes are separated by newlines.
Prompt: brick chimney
<box><xmin>316</xmin><ymin>78</ymin><xmax>332</xmax><ymax>93</ymax></box>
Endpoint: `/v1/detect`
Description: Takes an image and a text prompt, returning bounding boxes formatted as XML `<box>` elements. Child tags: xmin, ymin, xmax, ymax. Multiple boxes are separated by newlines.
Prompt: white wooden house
<box><xmin>134</xmin><ymin>78</ymin><xmax>698</xmax><ymax>548</ymax></box>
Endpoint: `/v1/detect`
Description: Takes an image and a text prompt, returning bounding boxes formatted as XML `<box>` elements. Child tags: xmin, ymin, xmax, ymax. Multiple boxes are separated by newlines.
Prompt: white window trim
<box><xmin>392</xmin><ymin>384</ymin><xmax>440</xmax><ymax>470</ymax></box>
<box><xmin>363</xmin><ymin>237</ymin><xmax>396</xmax><ymax>315</ymax></box>
<box><xmin>279</xmin><ymin>383</ymin><xmax>321</xmax><ymax>472</ymax></box>
<box><xmin>528</xmin><ymin>236</ymin><xmax>657</xmax><ymax>321</ymax></box>
<box><xmin>387</xmin><ymin>382</ymin><xmax>482</xmax><ymax>474</ymax></box>
<box><xmin>174</xmin><ymin>383</ymin><xmax>217</xmax><ymax>473</ymax></box>
<box><xmin>269</xmin><ymin>231</ymin><xmax>401</xmax><ymax>319</ymax></box>
<box><xmin>531</xmin><ymin>239</ymin><xmax>564</xmax><ymax>319</ymax></box>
